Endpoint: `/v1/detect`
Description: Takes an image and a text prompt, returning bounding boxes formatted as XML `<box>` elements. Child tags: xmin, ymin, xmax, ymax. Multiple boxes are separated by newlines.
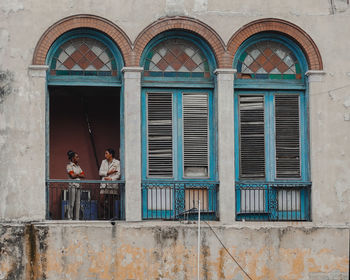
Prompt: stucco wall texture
<box><xmin>0</xmin><ymin>0</ymin><xmax>349</xmax><ymax>223</ymax></box>
<box><xmin>0</xmin><ymin>223</ymin><xmax>349</xmax><ymax>280</ymax></box>
<box><xmin>0</xmin><ymin>0</ymin><xmax>350</xmax><ymax>279</ymax></box>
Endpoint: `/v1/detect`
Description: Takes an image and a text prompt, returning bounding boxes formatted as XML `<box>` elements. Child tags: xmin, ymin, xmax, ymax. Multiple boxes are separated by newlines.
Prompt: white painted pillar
<box><xmin>215</xmin><ymin>69</ymin><xmax>236</xmax><ymax>224</ymax></box>
<box><xmin>122</xmin><ymin>67</ymin><xmax>143</xmax><ymax>221</ymax></box>
<box><xmin>305</xmin><ymin>70</ymin><xmax>326</xmax><ymax>224</ymax></box>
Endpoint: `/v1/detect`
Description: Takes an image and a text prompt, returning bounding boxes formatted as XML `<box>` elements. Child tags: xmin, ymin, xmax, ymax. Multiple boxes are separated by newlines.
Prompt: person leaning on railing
<box><xmin>66</xmin><ymin>150</ymin><xmax>85</xmax><ymax>220</ymax></box>
<box><xmin>99</xmin><ymin>148</ymin><xmax>120</xmax><ymax>219</ymax></box>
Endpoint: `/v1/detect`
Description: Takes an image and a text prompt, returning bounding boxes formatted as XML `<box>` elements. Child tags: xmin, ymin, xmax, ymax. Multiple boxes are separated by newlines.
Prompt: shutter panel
<box><xmin>183</xmin><ymin>93</ymin><xmax>208</xmax><ymax>177</ymax></box>
<box><xmin>147</xmin><ymin>92</ymin><xmax>173</xmax><ymax>177</ymax></box>
<box><xmin>239</xmin><ymin>95</ymin><xmax>265</xmax><ymax>179</ymax></box>
<box><xmin>275</xmin><ymin>95</ymin><xmax>301</xmax><ymax>178</ymax></box>
<box><xmin>185</xmin><ymin>189</ymin><xmax>208</xmax><ymax>211</ymax></box>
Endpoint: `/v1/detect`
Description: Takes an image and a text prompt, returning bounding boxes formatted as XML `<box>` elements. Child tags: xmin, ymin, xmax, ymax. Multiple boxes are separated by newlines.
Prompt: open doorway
<box><xmin>48</xmin><ymin>86</ymin><xmax>122</xmax><ymax>220</ymax></box>
<box><xmin>49</xmin><ymin>86</ymin><xmax>120</xmax><ymax>179</ymax></box>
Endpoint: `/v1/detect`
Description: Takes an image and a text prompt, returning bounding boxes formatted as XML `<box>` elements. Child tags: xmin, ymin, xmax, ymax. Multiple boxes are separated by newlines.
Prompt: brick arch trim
<box><xmin>32</xmin><ymin>14</ymin><xmax>133</xmax><ymax>66</ymax></box>
<box><xmin>133</xmin><ymin>16</ymin><xmax>229</xmax><ymax>68</ymax></box>
<box><xmin>227</xmin><ymin>18</ymin><xmax>323</xmax><ymax>70</ymax></box>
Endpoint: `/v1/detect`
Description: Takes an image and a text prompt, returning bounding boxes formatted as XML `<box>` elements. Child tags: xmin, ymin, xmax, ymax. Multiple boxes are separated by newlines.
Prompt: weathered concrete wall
<box><xmin>0</xmin><ymin>222</ymin><xmax>348</xmax><ymax>280</ymax></box>
<box><xmin>0</xmin><ymin>224</ymin><xmax>26</xmax><ymax>279</ymax></box>
<box><xmin>0</xmin><ymin>0</ymin><xmax>349</xmax><ymax>228</ymax></box>
<box><xmin>0</xmin><ymin>1</ymin><xmax>349</xmax><ymax>279</ymax></box>
<box><xmin>0</xmin><ymin>0</ymin><xmax>350</xmax><ymax>223</ymax></box>
<box><xmin>0</xmin><ymin>67</ymin><xmax>46</xmax><ymax>221</ymax></box>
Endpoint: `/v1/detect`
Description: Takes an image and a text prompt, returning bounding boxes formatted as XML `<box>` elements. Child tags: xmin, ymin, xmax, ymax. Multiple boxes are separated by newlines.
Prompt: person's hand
<box><xmin>108</xmin><ymin>168</ymin><xmax>116</xmax><ymax>175</ymax></box>
<box><xmin>105</xmin><ymin>177</ymin><xmax>112</xmax><ymax>181</ymax></box>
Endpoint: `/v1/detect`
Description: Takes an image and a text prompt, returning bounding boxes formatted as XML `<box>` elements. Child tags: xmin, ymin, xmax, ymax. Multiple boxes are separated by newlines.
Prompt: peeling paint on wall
<box><xmin>329</xmin><ymin>0</ymin><xmax>349</xmax><ymax>14</ymax></box>
<box><xmin>193</xmin><ymin>0</ymin><xmax>208</xmax><ymax>13</ymax></box>
<box><xmin>0</xmin><ymin>29</ymin><xmax>9</xmax><ymax>67</ymax></box>
<box><xmin>1</xmin><ymin>224</ymin><xmax>348</xmax><ymax>280</ymax></box>
<box><xmin>0</xmin><ymin>225</ymin><xmax>25</xmax><ymax>280</ymax></box>
<box><xmin>343</xmin><ymin>96</ymin><xmax>350</xmax><ymax>108</ymax></box>
<box><xmin>165</xmin><ymin>0</ymin><xmax>187</xmax><ymax>16</ymax></box>
<box><xmin>334</xmin><ymin>0</ymin><xmax>350</xmax><ymax>13</ymax></box>
<box><xmin>0</xmin><ymin>70</ymin><xmax>13</xmax><ymax>104</ymax></box>
<box><xmin>0</xmin><ymin>0</ymin><xmax>24</xmax><ymax>15</ymax></box>
<box><xmin>334</xmin><ymin>179</ymin><xmax>350</xmax><ymax>212</ymax></box>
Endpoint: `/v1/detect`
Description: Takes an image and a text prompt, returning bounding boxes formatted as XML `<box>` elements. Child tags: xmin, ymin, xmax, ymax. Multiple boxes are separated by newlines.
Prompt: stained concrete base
<box><xmin>0</xmin><ymin>222</ymin><xmax>348</xmax><ymax>280</ymax></box>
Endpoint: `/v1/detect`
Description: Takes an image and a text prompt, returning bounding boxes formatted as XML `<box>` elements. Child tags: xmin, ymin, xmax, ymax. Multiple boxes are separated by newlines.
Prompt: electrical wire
<box><xmin>177</xmin><ymin>207</ymin><xmax>253</xmax><ymax>279</ymax></box>
<box><xmin>203</xmin><ymin>221</ymin><xmax>254</xmax><ymax>280</ymax></box>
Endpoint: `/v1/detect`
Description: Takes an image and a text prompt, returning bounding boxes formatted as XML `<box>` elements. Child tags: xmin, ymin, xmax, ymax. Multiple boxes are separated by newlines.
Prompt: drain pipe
<box><xmin>198</xmin><ymin>200</ymin><xmax>201</xmax><ymax>280</ymax></box>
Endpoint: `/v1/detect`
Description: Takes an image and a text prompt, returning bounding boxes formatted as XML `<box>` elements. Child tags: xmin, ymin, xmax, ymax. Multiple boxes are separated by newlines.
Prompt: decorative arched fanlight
<box><xmin>236</xmin><ymin>41</ymin><xmax>301</xmax><ymax>80</ymax></box>
<box><xmin>50</xmin><ymin>37</ymin><xmax>117</xmax><ymax>76</ymax></box>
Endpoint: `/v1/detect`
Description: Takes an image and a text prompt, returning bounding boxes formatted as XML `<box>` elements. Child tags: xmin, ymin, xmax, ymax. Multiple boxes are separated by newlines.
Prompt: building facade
<box><xmin>0</xmin><ymin>0</ymin><xmax>349</xmax><ymax>279</ymax></box>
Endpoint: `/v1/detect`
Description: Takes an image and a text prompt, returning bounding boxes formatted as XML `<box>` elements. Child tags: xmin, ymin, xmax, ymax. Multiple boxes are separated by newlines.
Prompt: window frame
<box><xmin>141</xmin><ymin>88</ymin><xmax>216</xmax><ymax>182</ymax></box>
<box><xmin>233</xmin><ymin>33</ymin><xmax>311</xmax><ymax>221</ymax></box>
<box><xmin>44</xmin><ymin>29</ymin><xmax>126</xmax><ymax>220</ymax></box>
<box><xmin>234</xmin><ymin>34</ymin><xmax>308</xmax><ymax>91</ymax></box>
<box><xmin>140</xmin><ymin>33</ymin><xmax>219</xmax><ymax>220</ymax></box>
<box><xmin>46</xmin><ymin>29</ymin><xmax>124</xmax><ymax>86</ymax></box>
<box><xmin>140</xmin><ymin>31</ymin><xmax>216</xmax><ymax>89</ymax></box>
<box><xmin>234</xmin><ymin>90</ymin><xmax>309</xmax><ymax>183</ymax></box>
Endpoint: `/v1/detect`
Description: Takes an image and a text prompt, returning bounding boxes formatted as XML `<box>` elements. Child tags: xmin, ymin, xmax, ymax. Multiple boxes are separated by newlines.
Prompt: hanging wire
<box><xmin>202</xmin><ymin>221</ymin><xmax>254</xmax><ymax>280</ymax></box>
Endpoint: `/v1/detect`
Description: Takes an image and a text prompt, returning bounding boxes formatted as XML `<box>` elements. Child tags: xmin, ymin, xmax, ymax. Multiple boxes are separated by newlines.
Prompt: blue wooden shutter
<box><xmin>275</xmin><ymin>95</ymin><xmax>301</xmax><ymax>178</ymax></box>
<box><xmin>239</xmin><ymin>95</ymin><xmax>265</xmax><ymax>179</ymax></box>
<box><xmin>183</xmin><ymin>93</ymin><xmax>209</xmax><ymax>177</ymax></box>
<box><xmin>147</xmin><ymin>92</ymin><xmax>173</xmax><ymax>177</ymax></box>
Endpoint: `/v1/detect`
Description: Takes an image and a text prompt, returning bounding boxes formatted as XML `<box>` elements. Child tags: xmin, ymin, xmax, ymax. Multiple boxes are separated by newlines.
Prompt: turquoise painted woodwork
<box><xmin>46</xmin><ymin>29</ymin><xmax>124</xmax><ymax>86</ymax></box>
<box><xmin>140</xmin><ymin>32</ymin><xmax>218</xmax><ymax>220</ymax></box>
<box><xmin>140</xmin><ymin>31</ymin><xmax>217</xmax><ymax>88</ymax></box>
<box><xmin>141</xmin><ymin>88</ymin><xmax>218</xmax><ymax>220</ymax></box>
<box><xmin>233</xmin><ymin>33</ymin><xmax>311</xmax><ymax>221</ymax></box>
<box><xmin>141</xmin><ymin>181</ymin><xmax>218</xmax><ymax>220</ymax></box>
<box><xmin>233</xmin><ymin>33</ymin><xmax>308</xmax><ymax>88</ymax></box>
<box><xmin>236</xmin><ymin>40</ymin><xmax>302</xmax><ymax>80</ymax></box>
<box><xmin>45</xmin><ymin>28</ymin><xmax>125</xmax><ymax>181</ymax></box>
<box><xmin>141</xmin><ymin>88</ymin><xmax>216</xmax><ymax>181</ymax></box>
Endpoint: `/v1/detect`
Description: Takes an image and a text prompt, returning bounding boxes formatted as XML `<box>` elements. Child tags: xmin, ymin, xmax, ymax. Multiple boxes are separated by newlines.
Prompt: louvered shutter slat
<box><xmin>183</xmin><ymin>93</ymin><xmax>208</xmax><ymax>177</ymax></box>
<box><xmin>147</xmin><ymin>92</ymin><xmax>173</xmax><ymax>177</ymax></box>
<box><xmin>239</xmin><ymin>95</ymin><xmax>265</xmax><ymax>179</ymax></box>
<box><xmin>275</xmin><ymin>95</ymin><xmax>301</xmax><ymax>178</ymax></box>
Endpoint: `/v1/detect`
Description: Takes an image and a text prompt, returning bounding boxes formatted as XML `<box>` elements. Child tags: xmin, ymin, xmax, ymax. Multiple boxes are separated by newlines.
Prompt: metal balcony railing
<box><xmin>235</xmin><ymin>182</ymin><xmax>311</xmax><ymax>221</ymax></box>
<box><xmin>142</xmin><ymin>180</ymin><xmax>219</xmax><ymax>220</ymax></box>
<box><xmin>46</xmin><ymin>180</ymin><xmax>125</xmax><ymax>221</ymax></box>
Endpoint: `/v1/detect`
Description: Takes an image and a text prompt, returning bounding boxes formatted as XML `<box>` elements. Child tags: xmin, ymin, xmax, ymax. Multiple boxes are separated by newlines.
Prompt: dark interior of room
<box><xmin>48</xmin><ymin>86</ymin><xmax>121</xmax><ymax>219</ymax></box>
<box><xmin>49</xmin><ymin>85</ymin><xmax>121</xmax><ymax>180</ymax></box>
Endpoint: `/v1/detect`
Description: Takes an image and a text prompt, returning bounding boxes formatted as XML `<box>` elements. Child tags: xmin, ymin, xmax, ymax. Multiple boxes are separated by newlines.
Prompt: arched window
<box><xmin>47</xmin><ymin>29</ymin><xmax>123</xmax><ymax>84</ymax></box>
<box><xmin>140</xmin><ymin>34</ymin><xmax>218</xmax><ymax>220</ymax></box>
<box><xmin>46</xmin><ymin>29</ymin><xmax>125</xmax><ymax>220</ymax></box>
<box><xmin>50</xmin><ymin>37</ymin><xmax>118</xmax><ymax>76</ymax></box>
<box><xmin>234</xmin><ymin>34</ymin><xmax>310</xmax><ymax>221</ymax></box>
<box><xmin>236</xmin><ymin>41</ymin><xmax>302</xmax><ymax>80</ymax></box>
<box><xmin>143</xmin><ymin>38</ymin><xmax>210</xmax><ymax>78</ymax></box>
